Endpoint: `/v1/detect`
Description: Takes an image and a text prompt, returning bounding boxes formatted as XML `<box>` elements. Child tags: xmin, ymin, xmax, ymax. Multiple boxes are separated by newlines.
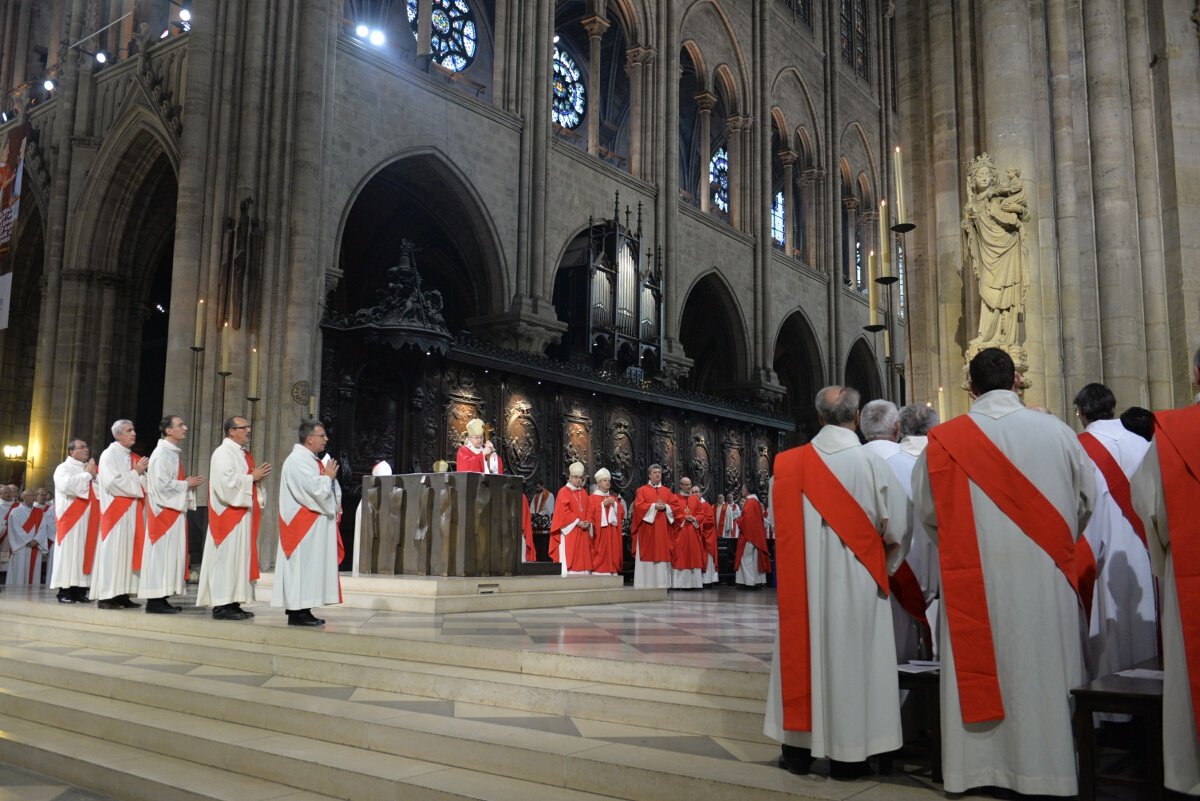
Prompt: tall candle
<box><xmin>883</xmin><ymin>330</ymin><xmax>891</xmax><ymax>360</ymax></box>
<box><xmin>879</xmin><ymin>199</ymin><xmax>891</xmax><ymax>279</ymax></box>
<box><xmin>193</xmin><ymin>299</ymin><xmax>206</xmax><ymax>349</ymax></box>
<box><xmin>248</xmin><ymin>347</ymin><xmax>259</xmax><ymax>399</ymax></box>
<box><xmin>938</xmin><ymin>386</ymin><xmax>947</xmax><ymax>422</ymax></box>
<box><xmin>867</xmin><ymin>250</ymin><xmax>878</xmax><ymax>327</ymax></box>
<box><xmin>309</xmin><ymin>394</ymin><xmax>316</xmax><ymax>418</ymax></box>
<box><xmin>893</xmin><ymin>146</ymin><xmax>907</xmax><ymax>224</ymax></box>
<box><xmin>219</xmin><ymin>322</ymin><xmax>230</xmax><ymax>374</ymax></box>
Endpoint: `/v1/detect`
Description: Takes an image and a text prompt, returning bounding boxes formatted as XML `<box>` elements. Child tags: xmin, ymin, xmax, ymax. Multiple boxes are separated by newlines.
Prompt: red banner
<box><xmin>0</xmin><ymin>123</ymin><xmax>27</xmax><ymax>330</ymax></box>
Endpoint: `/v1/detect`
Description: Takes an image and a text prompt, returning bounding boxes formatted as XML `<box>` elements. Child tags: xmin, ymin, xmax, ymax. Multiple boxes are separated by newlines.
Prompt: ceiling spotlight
<box><xmin>1</xmin><ymin>112</ymin><xmax>8</xmax><ymax>123</ymax></box>
<box><xmin>179</xmin><ymin>7</ymin><xmax>191</xmax><ymax>21</ymax></box>
<box><xmin>94</xmin><ymin>50</ymin><xmax>110</xmax><ymax>64</ymax></box>
<box><xmin>43</xmin><ymin>78</ymin><xmax>56</xmax><ymax>92</ymax></box>
<box><xmin>553</xmin><ymin>34</ymin><xmax>560</xmax><ymax>43</ymax></box>
<box><xmin>369</xmin><ymin>29</ymin><xmax>385</xmax><ymax>46</ymax></box>
<box><xmin>355</xmin><ymin>23</ymin><xmax>369</xmax><ymax>38</ymax></box>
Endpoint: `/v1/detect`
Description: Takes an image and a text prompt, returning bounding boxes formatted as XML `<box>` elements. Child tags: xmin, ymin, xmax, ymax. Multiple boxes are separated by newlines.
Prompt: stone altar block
<box><xmin>357</xmin><ymin>473</ymin><xmax>523</xmax><ymax>577</ymax></box>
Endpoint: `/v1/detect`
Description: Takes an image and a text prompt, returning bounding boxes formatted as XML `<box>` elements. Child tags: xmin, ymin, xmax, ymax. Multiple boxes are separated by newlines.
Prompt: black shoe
<box><xmin>229</xmin><ymin>603</ymin><xmax>254</xmax><ymax>618</ymax></box>
<box><xmin>287</xmin><ymin>609</ymin><xmax>322</xmax><ymax>627</ymax></box>
<box><xmin>779</xmin><ymin>745</ymin><xmax>813</xmax><ymax>776</ymax></box>
<box><xmin>212</xmin><ymin>604</ymin><xmax>252</xmax><ymax>621</ymax></box>
<box><xmin>56</xmin><ymin>592</ymin><xmax>77</xmax><ymax>604</ymax></box>
<box><xmin>116</xmin><ymin>594</ymin><xmax>141</xmax><ymax>609</ymax></box>
<box><xmin>97</xmin><ymin>599</ymin><xmax>123</xmax><ymax>610</ymax></box>
<box><xmin>71</xmin><ymin>587</ymin><xmax>92</xmax><ymax>602</ymax></box>
<box><xmin>146</xmin><ymin>598</ymin><xmax>181</xmax><ymax>615</ymax></box>
<box><xmin>829</xmin><ymin>760</ymin><xmax>870</xmax><ymax>780</ymax></box>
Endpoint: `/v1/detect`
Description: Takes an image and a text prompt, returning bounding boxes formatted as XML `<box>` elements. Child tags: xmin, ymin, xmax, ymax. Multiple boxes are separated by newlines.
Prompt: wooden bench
<box><xmin>1071</xmin><ymin>657</ymin><xmax>1164</xmax><ymax>801</ymax></box>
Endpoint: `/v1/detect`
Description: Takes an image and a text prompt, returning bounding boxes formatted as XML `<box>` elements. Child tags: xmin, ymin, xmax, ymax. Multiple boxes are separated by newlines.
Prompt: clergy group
<box><xmin>763</xmin><ymin>345</ymin><xmax>1200</xmax><ymax>798</ymax></box>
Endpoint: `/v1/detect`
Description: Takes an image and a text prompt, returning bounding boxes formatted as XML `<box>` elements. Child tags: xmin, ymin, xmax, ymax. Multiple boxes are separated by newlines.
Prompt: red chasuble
<box><xmin>773</xmin><ymin>444</ymin><xmax>890</xmax><ymax>732</ymax></box>
<box><xmin>672</xmin><ymin>495</ymin><xmax>707</xmax><ymax>570</ymax></box>
<box><xmin>697</xmin><ymin>500</ymin><xmax>717</xmax><ymax>564</ymax></box>
<box><xmin>550</xmin><ymin>486</ymin><xmax>592</xmax><ymax>570</ymax></box>
<box><xmin>455</xmin><ymin>446</ymin><xmax>503</xmax><ymax>474</ymax></box>
<box><xmin>631</xmin><ymin>485</ymin><xmax>676</xmax><ymax>562</ymax></box>
<box><xmin>1152</xmin><ymin>406</ymin><xmax>1200</xmax><ymax>735</ymax></box>
<box><xmin>734</xmin><ymin>496</ymin><xmax>772</xmax><ymax>573</ymax></box>
<box><xmin>521</xmin><ymin>494</ymin><xmax>535</xmax><ymax>562</ymax></box>
<box><xmin>926</xmin><ymin>416</ymin><xmax>1086</xmax><ymax>724</ymax></box>
<box><xmin>590</xmin><ymin>492</ymin><xmax>625</xmax><ymax>574</ymax></box>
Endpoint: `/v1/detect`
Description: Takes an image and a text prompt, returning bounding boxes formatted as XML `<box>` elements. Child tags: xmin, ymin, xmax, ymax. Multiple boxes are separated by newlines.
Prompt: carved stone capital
<box><xmin>581</xmin><ymin>15</ymin><xmax>611</xmax><ymax>39</ymax></box>
<box><xmin>626</xmin><ymin>46</ymin><xmax>656</xmax><ymax>67</ymax></box>
<box><xmin>858</xmin><ymin>210</ymin><xmax>879</xmax><ymax>225</ymax></box>
<box><xmin>467</xmin><ymin>308</ymin><xmax>568</xmax><ymax>355</ymax></box>
<box><xmin>694</xmin><ymin>91</ymin><xmax>717</xmax><ymax>113</ymax></box>
<box><xmin>778</xmin><ymin>149</ymin><xmax>799</xmax><ymax>167</ymax></box>
<box><xmin>659</xmin><ymin>338</ymin><xmax>694</xmax><ymax>389</ymax></box>
<box><xmin>726</xmin><ymin>114</ymin><xmax>753</xmax><ymax>134</ymax></box>
<box><xmin>842</xmin><ymin>195</ymin><xmax>859</xmax><ymax>211</ymax></box>
<box><xmin>801</xmin><ymin>167</ymin><xmax>827</xmax><ymax>184</ymax></box>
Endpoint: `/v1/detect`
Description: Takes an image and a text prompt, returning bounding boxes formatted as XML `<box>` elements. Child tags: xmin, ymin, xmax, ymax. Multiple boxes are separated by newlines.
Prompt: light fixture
<box><xmin>1</xmin><ymin>112</ymin><xmax>7</xmax><ymax>123</ymax></box>
<box><xmin>2</xmin><ymin>445</ymin><xmax>24</xmax><ymax>460</ymax></box>
<box><xmin>42</xmin><ymin>78</ymin><xmax>56</xmax><ymax>92</ymax></box>
<box><xmin>94</xmin><ymin>50</ymin><xmax>108</xmax><ymax>63</ymax></box>
<box><xmin>368</xmin><ymin>29</ymin><xmax>385</xmax><ymax>46</ymax></box>
<box><xmin>553</xmin><ymin>34</ymin><xmax>560</xmax><ymax>43</ymax></box>
<box><xmin>179</xmin><ymin>7</ymin><xmax>191</xmax><ymax>22</ymax></box>
<box><xmin>160</xmin><ymin>29</ymin><xmax>170</xmax><ymax>39</ymax></box>
<box><xmin>355</xmin><ymin>23</ymin><xmax>369</xmax><ymax>38</ymax></box>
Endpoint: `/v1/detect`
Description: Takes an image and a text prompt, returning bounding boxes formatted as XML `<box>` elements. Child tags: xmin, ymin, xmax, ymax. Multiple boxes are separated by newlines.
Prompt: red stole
<box><xmin>734</xmin><ymin>496</ymin><xmax>773</xmax><ymax>573</ymax></box>
<box><xmin>100</xmin><ymin>453</ymin><xmax>148</xmax><ymax>571</ymax></box>
<box><xmin>147</xmin><ymin>460</ymin><xmax>187</xmax><ymax>544</ymax></box>
<box><xmin>208</xmin><ymin>450</ymin><xmax>262</xmax><ymax>581</ymax></box>
<box><xmin>774</xmin><ymin>444</ymin><xmax>890</xmax><ymax>731</ymax></box>
<box><xmin>521</xmin><ymin>494</ymin><xmax>535</xmax><ymax>562</ymax></box>
<box><xmin>278</xmin><ymin>456</ymin><xmax>324</xmax><ymax>559</ymax></box>
<box><xmin>715</xmin><ymin>505</ymin><xmax>728</xmax><ymax>537</ymax></box>
<box><xmin>58</xmin><ymin>482</ymin><xmax>101</xmax><ymax>574</ymax></box>
<box><xmin>1079</xmin><ymin>431</ymin><xmax>1149</xmax><ymax>548</ymax></box>
<box><xmin>926</xmin><ymin>416</ymin><xmax>1085</xmax><ymax>724</ymax></box>
<box><xmin>888</xmin><ymin>562</ymin><xmax>933</xmax><ymax>656</ymax></box>
<box><xmin>1152</xmin><ymin>406</ymin><xmax>1200</xmax><ymax>735</ymax></box>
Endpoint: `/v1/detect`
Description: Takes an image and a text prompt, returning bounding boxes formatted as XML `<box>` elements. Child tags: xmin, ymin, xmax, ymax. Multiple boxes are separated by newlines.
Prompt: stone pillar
<box><xmin>625</xmin><ymin>47</ymin><xmax>650</xmax><ymax>178</ymax></box>
<box><xmin>1082</xmin><ymin>0</ymin><xmax>1148</xmax><ymax>408</ymax></box>
<box><xmin>800</xmin><ymin>167</ymin><xmax>822</xmax><ymax>265</ymax></box>
<box><xmin>0</xmin><ymin>0</ymin><xmax>15</xmax><ymax>97</ymax></box>
<box><xmin>581</xmin><ymin>14</ymin><xmax>609</xmax><ymax>156</ymax></box>
<box><xmin>45</xmin><ymin>0</ymin><xmax>66</xmax><ymax>77</ymax></box>
<box><xmin>859</xmin><ymin>209</ymin><xmax>878</xmax><ymax>290</ymax></box>
<box><xmin>841</xmin><ymin>195</ymin><xmax>858</xmax><ymax>286</ymax></box>
<box><xmin>779</xmin><ymin>149</ymin><xmax>797</xmax><ymax>253</ymax></box>
<box><xmin>416</xmin><ymin>0</ymin><xmax>432</xmax><ymax>68</ymax></box>
<box><xmin>727</xmin><ymin>114</ymin><xmax>750</xmax><ymax>229</ymax></box>
<box><xmin>695</xmin><ymin>92</ymin><xmax>715</xmax><ymax>211</ymax></box>
<box><xmin>10</xmin><ymin>0</ymin><xmax>30</xmax><ymax>89</ymax></box>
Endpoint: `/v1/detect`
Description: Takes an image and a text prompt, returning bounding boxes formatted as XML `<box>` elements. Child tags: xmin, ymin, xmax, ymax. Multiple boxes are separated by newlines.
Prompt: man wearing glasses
<box><xmin>197</xmin><ymin>416</ymin><xmax>271</xmax><ymax>620</ymax></box>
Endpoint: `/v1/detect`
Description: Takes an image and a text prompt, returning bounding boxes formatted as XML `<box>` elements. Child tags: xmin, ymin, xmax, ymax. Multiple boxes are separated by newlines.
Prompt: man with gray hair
<box><xmin>1132</xmin><ymin>346</ymin><xmax>1200</xmax><ymax>794</ymax></box>
<box><xmin>94</xmin><ymin>419</ymin><xmax>149</xmax><ymax>608</ymax></box>
<box><xmin>765</xmin><ymin>386</ymin><xmax>910</xmax><ymax>779</ymax></box>
<box><xmin>898</xmin><ymin>404</ymin><xmax>939</xmax><ymax>458</ymax></box>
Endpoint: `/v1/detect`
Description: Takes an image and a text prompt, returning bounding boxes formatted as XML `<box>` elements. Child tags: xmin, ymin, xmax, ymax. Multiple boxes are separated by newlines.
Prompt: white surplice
<box><xmin>94</xmin><ymin>441</ymin><xmax>144</xmax><ymax>600</ymax></box>
<box><xmin>1132</xmin><ymin>433</ymin><xmax>1200</xmax><ymax>795</ymax></box>
<box><xmin>764</xmin><ymin>425</ymin><xmax>911</xmax><ymax>762</ymax></box>
<box><xmin>272</xmin><ymin>444</ymin><xmax>340</xmax><ymax>611</ymax></box>
<box><xmin>1080</xmin><ymin>418</ymin><xmax>1156</xmax><ymax>680</ymax></box>
<box><xmin>138</xmin><ymin>439</ymin><xmax>192</xmax><ymax>598</ymax></box>
<box><xmin>5</xmin><ymin>504</ymin><xmax>43</xmax><ymax>586</ymax></box>
<box><xmin>50</xmin><ymin>457</ymin><xmax>96</xmax><ymax>591</ymax></box>
<box><xmin>911</xmin><ymin>390</ymin><xmax>1094</xmax><ymax>796</ymax></box>
<box><xmin>196</xmin><ymin>438</ymin><xmax>264</xmax><ymax>607</ymax></box>
<box><xmin>36</xmin><ymin>504</ymin><xmax>55</xmax><ymax>585</ymax></box>
<box><xmin>864</xmin><ymin>438</ymin><xmax>938</xmax><ymax>662</ymax></box>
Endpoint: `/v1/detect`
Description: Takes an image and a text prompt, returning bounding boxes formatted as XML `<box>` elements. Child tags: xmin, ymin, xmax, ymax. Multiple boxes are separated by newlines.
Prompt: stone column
<box><xmin>695</xmin><ymin>92</ymin><xmax>715</xmax><ymax>211</ymax></box>
<box><xmin>625</xmin><ymin>46</ymin><xmax>649</xmax><ymax>178</ymax></box>
<box><xmin>45</xmin><ymin>0</ymin><xmax>66</xmax><ymax>77</ymax></box>
<box><xmin>1082</xmin><ymin>0</ymin><xmax>1148</xmax><ymax>407</ymax></box>
<box><xmin>779</xmin><ymin>149</ymin><xmax>797</xmax><ymax>253</ymax></box>
<box><xmin>581</xmin><ymin>14</ymin><xmax>609</xmax><ymax>156</ymax></box>
<box><xmin>416</xmin><ymin>0</ymin><xmax>432</xmax><ymax>68</ymax></box>
<box><xmin>799</xmin><ymin>167</ymin><xmax>822</xmax><ymax>265</ymax></box>
<box><xmin>859</xmin><ymin>209</ymin><xmax>878</xmax><ymax>290</ymax></box>
<box><xmin>727</xmin><ymin>114</ymin><xmax>750</xmax><ymax>229</ymax></box>
<box><xmin>0</xmin><ymin>0</ymin><xmax>15</xmax><ymax>97</ymax></box>
<box><xmin>841</xmin><ymin>196</ymin><xmax>858</xmax><ymax>286</ymax></box>
<box><xmin>10</xmin><ymin>0</ymin><xmax>30</xmax><ymax>89</ymax></box>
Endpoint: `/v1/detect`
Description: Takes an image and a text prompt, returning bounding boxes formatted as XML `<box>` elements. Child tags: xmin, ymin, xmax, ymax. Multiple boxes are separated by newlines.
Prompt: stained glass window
<box><xmin>855</xmin><ymin>239</ymin><xmax>863</xmax><ymax>289</ymax></box>
<box><xmin>407</xmin><ymin>0</ymin><xmax>477</xmax><ymax>72</ymax></box>
<box><xmin>840</xmin><ymin>0</ymin><xmax>852</xmax><ymax>64</ymax></box>
<box><xmin>551</xmin><ymin>46</ymin><xmax>586</xmax><ymax>129</ymax></box>
<box><xmin>853</xmin><ymin>0</ymin><xmax>869</xmax><ymax>78</ymax></box>
<box><xmin>772</xmin><ymin>191</ymin><xmax>786</xmax><ymax>245</ymax></box>
<box><xmin>710</xmin><ymin>147</ymin><xmax>730</xmax><ymax>214</ymax></box>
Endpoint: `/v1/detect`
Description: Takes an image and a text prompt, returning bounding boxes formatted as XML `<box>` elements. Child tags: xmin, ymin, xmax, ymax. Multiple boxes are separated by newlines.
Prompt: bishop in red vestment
<box><xmin>550</xmin><ymin>462</ymin><xmax>593</xmax><ymax>574</ymax></box>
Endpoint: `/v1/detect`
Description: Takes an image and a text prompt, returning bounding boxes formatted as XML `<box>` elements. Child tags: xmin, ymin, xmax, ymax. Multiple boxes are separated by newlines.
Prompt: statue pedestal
<box><xmin>962</xmin><ymin>340</ymin><xmax>1031</xmax><ymax>393</ymax></box>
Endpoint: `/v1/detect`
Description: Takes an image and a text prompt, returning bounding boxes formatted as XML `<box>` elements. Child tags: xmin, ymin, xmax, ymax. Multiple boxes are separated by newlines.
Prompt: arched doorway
<box><xmin>773</xmin><ymin>311</ymin><xmax>823</xmax><ymax>444</ymax></box>
<box><xmin>678</xmin><ymin>273</ymin><xmax>747</xmax><ymax>395</ymax></box>
<box><xmin>844</xmin><ymin>338</ymin><xmax>883</xmax><ymax>403</ymax></box>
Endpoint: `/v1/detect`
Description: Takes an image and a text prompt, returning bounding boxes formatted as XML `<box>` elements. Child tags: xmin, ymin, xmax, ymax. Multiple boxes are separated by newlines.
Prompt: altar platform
<box><xmin>0</xmin><ymin>586</ymin><xmax>1034</xmax><ymax>801</ymax></box>
<box><xmin>253</xmin><ymin>572</ymin><xmax>667</xmax><ymax>614</ymax></box>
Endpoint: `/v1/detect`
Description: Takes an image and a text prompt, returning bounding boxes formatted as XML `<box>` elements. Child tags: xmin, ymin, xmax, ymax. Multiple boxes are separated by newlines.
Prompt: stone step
<box><xmin>0</xmin><ymin>653</ymin><xmax>849</xmax><ymax>801</ymax></box>
<box><xmin>0</xmin><ymin>598</ymin><xmax>764</xmax><ymax>700</ymax></box>
<box><xmin>0</xmin><ymin>611</ymin><xmax>770</xmax><ymax>745</ymax></box>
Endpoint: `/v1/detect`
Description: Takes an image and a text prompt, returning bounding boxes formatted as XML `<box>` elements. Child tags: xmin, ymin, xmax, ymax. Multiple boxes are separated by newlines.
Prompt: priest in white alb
<box><xmin>273</xmin><ymin>418</ymin><xmax>341</xmax><ymax>626</ymax></box>
<box><xmin>95</xmin><ymin>419</ymin><xmax>148</xmax><ymax>609</ymax></box>
<box><xmin>139</xmin><ymin>415</ymin><xmax>206</xmax><ymax>613</ymax></box>
<box><xmin>5</xmin><ymin>489</ymin><xmax>45</xmax><ymax>586</ymax></box>
<box><xmin>765</xmin><ymin>385</ymin><xmax>909</xmax><ymax>780</ymax></box>
<box><xmin>1072</xmin><ymin>383</ymin><xmax>1157</xmax><ymax>679</ymax></box>
<box><xmin>1131</xmin><ymin>347</ymin><xmax>1200</xmax><ymax>795</ymax></box>
<box><xmin>735</xmin><ymin>483</ymin><xmax>771</xmax><ymax>588</ymax></box>
<box><xmin>0</xmin><ymin>484</ymin><xmax>15</xmax><ymax>579</ymax></box>
<box><xmin>197</xmin><ymin>416</ymin><xmax>271</xmax><ymax>621</ymax></box>
<box><xmin>35</xmin><ymin>488</ymin><xmax>56</xmax><ymax>585</ymax></box>
<box><xmin>49</xmin><ymin>439</ymin><xmax>99</xmax><ymax>603</ymax></box>
<box><xmin>912</xmin><ymin>348</ymin><xmax>1094</xmax><ymax>797</ymax></box>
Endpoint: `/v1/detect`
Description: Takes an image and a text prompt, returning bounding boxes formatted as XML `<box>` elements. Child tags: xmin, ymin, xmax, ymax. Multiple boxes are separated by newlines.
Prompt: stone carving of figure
<box><xmin>962</xmin><ymin>154</ymin><xmax>1030</xmax><ymax>350</ymax></box>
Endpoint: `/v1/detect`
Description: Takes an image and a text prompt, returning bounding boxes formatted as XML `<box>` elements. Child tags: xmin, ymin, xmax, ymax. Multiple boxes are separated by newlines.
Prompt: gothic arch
<box><xmin>773</xmin><ymin>309</ymin><xmax>825</xmax><ymax>443</ymax></box>
<box><xmin>679</xmin><ymin>0</ymin><xmax>749</xmax><ymax>109</ymax></box>
<box><xmin>844</xmin><ymin>337</ymin><xmax>883</xmax><ymax>402</ymax></box>
<box><xmin>839</xmin><ymin>120</ymin><xmax>878</xmax><ymax>202</ymax></box>
<box><xmin>770</xmin><ymin>66</ymin><xmax>823</xmax><ymax>162</ymax></box>
<box><xmin>677</xmin><ymin>270</ymin><xmax>750</xmax><ymax>394</ymax></box>
<box><xmin>332</xmin><ymin>148</ymin><xmax>509</xmax><ymax>327</ymax></box>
